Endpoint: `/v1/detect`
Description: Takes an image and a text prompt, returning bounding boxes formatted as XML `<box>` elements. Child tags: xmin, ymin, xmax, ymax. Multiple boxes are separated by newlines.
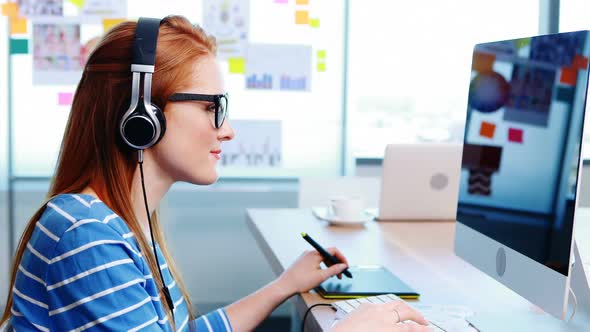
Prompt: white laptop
<box><xmin>374</xmin><ymin>143</ymin><xmax>462</xmax><ymax>221</ymax></box>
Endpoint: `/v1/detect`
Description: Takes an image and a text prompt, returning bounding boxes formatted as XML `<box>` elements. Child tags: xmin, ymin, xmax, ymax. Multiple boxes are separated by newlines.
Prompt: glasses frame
<box><xmin>168</xmin><ymin>93</ymin><xmax>228</xmax><ymax>129</ymax></box>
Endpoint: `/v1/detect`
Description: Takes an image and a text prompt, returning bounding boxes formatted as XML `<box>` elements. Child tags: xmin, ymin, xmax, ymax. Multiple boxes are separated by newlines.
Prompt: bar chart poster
<box><xmin>220</xmin><ymin>120</ymin><xmax>282</xmax><ymax>168</ymax></box>
<box><xmin>245</xmin><ymin>43</ymin><xmax>311</xmax><ymax>92</ymax></box>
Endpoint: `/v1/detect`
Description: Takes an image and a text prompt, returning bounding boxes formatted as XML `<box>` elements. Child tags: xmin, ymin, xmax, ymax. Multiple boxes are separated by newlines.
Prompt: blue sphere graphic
<box><xmin>469</xmin><ymin>71</ymin><xmax>510</xmax><ymax>113</ymax></box>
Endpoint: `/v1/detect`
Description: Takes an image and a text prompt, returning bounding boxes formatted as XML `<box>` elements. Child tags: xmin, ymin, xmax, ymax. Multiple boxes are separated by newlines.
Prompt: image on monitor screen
<box><xmin>457</xmin><ymin>30</ymin><xmax>590</xmax><ymax>276</ymax></box>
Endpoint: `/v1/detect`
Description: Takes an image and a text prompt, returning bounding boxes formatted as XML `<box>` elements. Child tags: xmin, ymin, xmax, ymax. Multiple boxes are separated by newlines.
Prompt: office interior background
<box><xmin>1</xmin><ymin>0</ymin><xmax>590</xmax><ymax>330</ymax></box>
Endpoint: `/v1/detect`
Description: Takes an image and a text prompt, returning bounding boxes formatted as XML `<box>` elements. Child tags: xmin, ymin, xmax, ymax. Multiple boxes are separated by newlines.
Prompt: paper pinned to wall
<box><xmin>228</xmin><ymin>57</ymin><xmax>246</xmax><ymax>74</ymax></box>
<box><xmin>70</xmin><ymin>0</ymin><xmax>85</xmax><ymax>8</ymax></box>
<box><xmin>18</xmin><ymin>0</ymin><xmax>63</xmax><ymax>18</ymax></box>
<box><xmin>220</xmin><ymin>120</ymin><xmax>282</xmax><ymax>168</ymax></box>
<box><xmin>78</xmin><ymin>0</ymin><xmax>127</xmax><ymax>22</ymax></box>
<box><xmin>309</xmin><ymin>18</ymin><xmax>320</xmax><ymax>28</ymax></box>
<box><xmin>102</xmin><ymin>18</ymin><xmax>126</xmax><ymax>32</ymax></box>
<box><xmin>2</xmin><ymin>3</ymin><xmax>19</xmax><ymax>17</ymax></box>
<box><xmin>203</xmin><ymin>0</ymin><xmax>249</xmax><ymax>59</ymax></box>
<box><xmin>295</xmin><ymin>10</ymin><xmax>309</xmax><ymax>25</ymax></box>
<box><xmin>9</xmin><ymin>38</ymin><xmax>29</xmax><ymax>54</ymax></box>
<box><xmin>33</xmin><ymin>23</ymin><xmax>83</xmax><ymax>85</ymax></box>
<box><xmin>245</xmin><ymin>43</ymin><xmax>312</xmax><ymax>91</ymax></box>
<box><xmin>58</xmin><ymin>92</ymin><xmax>74</xmax><ymax>105</ymax></box>
<box><xmin>10</xmin><ymin>17</ymin><xmax>28</xmax><ymax>34</ymax></box>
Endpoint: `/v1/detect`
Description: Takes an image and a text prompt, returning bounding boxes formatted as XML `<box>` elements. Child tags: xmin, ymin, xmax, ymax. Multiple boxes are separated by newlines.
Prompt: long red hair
<box><xmin>1</xmin><ymin>15</ymin><xmax>217</xmax><ymax>328</ymax></box>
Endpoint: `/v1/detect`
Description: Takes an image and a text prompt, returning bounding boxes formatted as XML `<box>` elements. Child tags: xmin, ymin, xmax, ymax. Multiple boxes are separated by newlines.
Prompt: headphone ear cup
<box><xmin>151</xmin><ymin>103</ymin><xmax>166</xmax><ymax>145</ymax></box>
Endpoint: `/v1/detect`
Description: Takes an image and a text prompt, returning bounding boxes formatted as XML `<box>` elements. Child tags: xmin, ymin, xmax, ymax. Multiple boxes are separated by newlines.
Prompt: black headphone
<box><xmin>119</xmin><ymin>17</ymin><xmax>176</xmax><ymax>317</ymax></box>
<box><xmin>119</xmin><ymin>17</ymin><xmax>167</xmax><ymax>150</ymax></box>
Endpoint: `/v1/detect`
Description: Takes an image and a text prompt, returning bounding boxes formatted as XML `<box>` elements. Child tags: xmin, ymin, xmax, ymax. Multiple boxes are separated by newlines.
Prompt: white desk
<box><xmin>246</xmin><ymin>208</ymin><xmax>590</xmax><ymax>331</ymax></box>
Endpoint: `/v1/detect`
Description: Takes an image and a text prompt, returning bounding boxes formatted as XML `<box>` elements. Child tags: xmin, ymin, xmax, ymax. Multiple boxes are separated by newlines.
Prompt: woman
<box><xmin>1</xmin><ymin>15</ymin><xmax>430</xmax><ymax>331</ymax></box>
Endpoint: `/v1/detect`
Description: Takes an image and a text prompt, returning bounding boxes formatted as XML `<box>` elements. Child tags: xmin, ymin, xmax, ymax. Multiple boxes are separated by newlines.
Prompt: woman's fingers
<box><xmin>325</xmin><ymin>247</ymin><xmax>350</xmax><ymax>266</ymax></box>
<box><xmin>387</xmin><ymin>301</ymin><xmax>429</xmax><ymax>325</ymax></box>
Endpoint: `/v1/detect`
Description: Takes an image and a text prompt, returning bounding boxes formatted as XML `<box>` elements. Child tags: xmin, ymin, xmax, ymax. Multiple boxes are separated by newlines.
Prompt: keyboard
<box><xmin>331</xmin><ymin>294</ymin><xmax>479</xmax><ymax>332</ymax></box>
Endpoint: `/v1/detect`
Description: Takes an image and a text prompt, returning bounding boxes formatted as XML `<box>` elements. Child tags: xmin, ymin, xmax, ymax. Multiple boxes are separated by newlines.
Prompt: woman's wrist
<box><xmin>272</xmin><ymin>274</ymin><xmax>297</xmax><ymax>301</ymax></box>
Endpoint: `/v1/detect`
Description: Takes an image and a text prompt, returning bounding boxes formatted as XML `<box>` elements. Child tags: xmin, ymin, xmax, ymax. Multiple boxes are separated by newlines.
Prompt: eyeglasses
<box><xmin>168</xmin><ymin>93</ymin><xmax>228</xmax><ymax>129</ymax></box>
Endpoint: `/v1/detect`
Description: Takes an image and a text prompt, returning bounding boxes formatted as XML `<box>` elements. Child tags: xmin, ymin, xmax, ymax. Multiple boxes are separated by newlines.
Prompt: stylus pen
<box><xmin>301</xmin><ymin>232</ymin><xmax>353</xmax><ymax>278</ymax></box>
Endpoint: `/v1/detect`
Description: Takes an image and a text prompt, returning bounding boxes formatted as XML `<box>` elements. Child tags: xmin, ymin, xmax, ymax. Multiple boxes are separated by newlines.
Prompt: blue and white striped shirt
<box><xmin>11</xmin><ymin>193</ymin><xmax>233</xmax><ymax>332</ymax></box>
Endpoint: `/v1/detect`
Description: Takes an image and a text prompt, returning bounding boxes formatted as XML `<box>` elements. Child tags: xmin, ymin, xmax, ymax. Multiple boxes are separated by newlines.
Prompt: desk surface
<box><xmin>246</xmin><ymin>208</ymin><xmax>590</xmax><ymax>331</ymax></box>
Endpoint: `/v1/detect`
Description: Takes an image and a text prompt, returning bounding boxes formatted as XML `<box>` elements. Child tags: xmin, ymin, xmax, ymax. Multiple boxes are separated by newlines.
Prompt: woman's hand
<box><xmin>331</xmin><ymin>301</ymin><xmax>432</xmax><ymax>332</ymax></box>
<box><xmin>276</xmin><ymin>247</ymin><xmax>349</xmax><ymax>296</ymax></box>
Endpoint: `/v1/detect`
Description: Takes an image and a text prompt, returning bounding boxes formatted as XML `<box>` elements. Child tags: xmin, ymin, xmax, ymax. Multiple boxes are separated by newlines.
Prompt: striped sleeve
<box><xmin>190</xmin><ymin>308</ymin><xmax>233</xmax><ymax>332</ymax></box>
<box><xmin>44</xmin><ymin>221</ymin><xmax>166</xmax><ymax>331</ymax></box>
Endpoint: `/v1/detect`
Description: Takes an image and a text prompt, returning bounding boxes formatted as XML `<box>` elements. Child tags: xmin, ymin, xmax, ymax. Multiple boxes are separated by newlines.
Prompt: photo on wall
<box><xmin>32</xmin><ymin>23</ymin><xmax>83</xmax><ymax>85</ymax></box>
<box><xmin>18</xmin><ymin>0</ymin><xmax>63</xmax><ymax>18</ymax></box>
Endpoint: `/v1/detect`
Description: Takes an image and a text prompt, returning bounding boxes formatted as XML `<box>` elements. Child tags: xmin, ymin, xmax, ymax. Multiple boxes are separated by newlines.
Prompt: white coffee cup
<box><xmin>329</xmin><ymin>196</ymin><xmax>365</xmax><ymax>221</ymax></box>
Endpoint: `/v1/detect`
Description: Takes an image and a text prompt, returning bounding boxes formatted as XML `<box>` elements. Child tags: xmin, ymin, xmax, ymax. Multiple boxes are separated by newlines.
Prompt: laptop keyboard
<box><xmin>331</xmin><ymin>294</ymin><xmax>479</xmax><ymax>332</ymax></box>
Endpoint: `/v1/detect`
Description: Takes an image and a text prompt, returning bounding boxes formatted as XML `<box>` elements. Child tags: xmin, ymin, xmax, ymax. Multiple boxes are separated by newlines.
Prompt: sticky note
<box><xmin>479</xmin><ymin>121</ymin><xmax>496</xmax><ymax>139</ymax></box>
<box><xmin>472</xmin><ymin>52</ymin><xmax>495</xmax><ymax>73</ymax></box>
<box><xmin>296</xmin><ymin>0</ymin><xmax>309</xmax><ymax>4</ymax></box>
<box><xmin>274</xmin><ymin>0</ymin><xmax>288</xmax><ymax>3</ymax></box>
<box><xmin>103</xmin><ymin>18</ymin><xmax>126</xmax><ymax>32</ymax></box>
<box><xmin>317</xmin><ymin>50</ymin><xmax>326</xmax><ymax>59</ymax></box>
<box><xmin>317</xmin><ymin>62</ymin><xmax>326</xmax><ymax>72</ymax></box>
<box><xmin>70</xmin><ymin>0</ymin><xmax>85</xmax><ymax>8</ymax></box>
<box><xmin>58</xmin><ymin>92</ymin><xmax>74</xmax><ymax>106</ymax></box>
<box><xmin>9</xmin><ymin>38</ymin><xmax>28</xmax><ymax>54</ymax></box>
<box><xmin>560</xmin><ymin>67</ymin><xmax>577</xmax><ymax>86</ymax></box>
<box><xmin>10</xmin><ymin>17</ymin><xmax>27</xmax><ymax>34</ymax></box>
<box><xmin>1</xmin><ymin>3</ymin><xmax>18</xmax><ymax>17</ymax></box>
<box><xmin>295</xmin><ymin>10</ymin><xmax>309</xmax><ymax>25</ymax></box>
<box><xmin>228</xmin><ymin>57</ymin><xmax>246</xmax><ymax>74</ymax></box>
<box><xmin>508</xmin><ymin>128</ymin><xmax>523</xmax><ymax>143</ymax></box>
<box><xmin>573</xmin><ymin>54</ymin><xmax>589</xmax><ymax>70</ymax></box>
<box><xmin>309</xmin><ymin>18</ymin><xmax>320</xmax><ymax>28</ymax></box>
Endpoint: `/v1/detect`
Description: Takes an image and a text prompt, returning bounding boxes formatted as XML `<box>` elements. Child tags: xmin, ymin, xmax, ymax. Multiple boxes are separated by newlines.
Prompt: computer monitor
<box><xmin>454</xmin><ymin>30</ymin><xmax>590</xmax><ymax>320</ymax></box>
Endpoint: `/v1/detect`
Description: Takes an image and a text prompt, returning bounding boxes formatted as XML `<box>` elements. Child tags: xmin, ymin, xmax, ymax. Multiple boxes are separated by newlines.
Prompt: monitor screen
<box><xmin>457</xmin><ymin>31</ymin><xmax>590</xmax><ymax>276</ymax></box>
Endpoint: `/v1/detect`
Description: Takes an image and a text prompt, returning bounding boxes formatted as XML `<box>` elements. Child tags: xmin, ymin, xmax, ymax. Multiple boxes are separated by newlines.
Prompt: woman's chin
<box><xmin>188</xmin><ymin>172</ymin><xmax>219</xmax><ymax>186</ymax></box>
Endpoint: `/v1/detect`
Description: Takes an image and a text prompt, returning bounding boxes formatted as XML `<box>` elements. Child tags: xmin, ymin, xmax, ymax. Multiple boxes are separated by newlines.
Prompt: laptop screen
<box><xmin>457</xmin><ymin>31</ymin><xmax>590</xmax><ymax>276</ymax></box>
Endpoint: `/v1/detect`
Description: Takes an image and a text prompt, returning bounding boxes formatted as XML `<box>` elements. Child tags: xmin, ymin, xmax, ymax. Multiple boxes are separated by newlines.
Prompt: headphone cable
<box><xmin>301</xmin><ymin>303</ymin><xmax>331</xmax><ymax>332</ymax></box>
<box><xmin>138</xmin><ymin>150</ymin><xmax>176</xmax><ymax>322</ymax></box>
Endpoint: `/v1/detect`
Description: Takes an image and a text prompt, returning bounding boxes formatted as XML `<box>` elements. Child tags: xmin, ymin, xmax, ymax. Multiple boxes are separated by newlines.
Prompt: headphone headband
<box><xmin>131</xmin><ymin>17</ymin><xmax>161</xmax><ymax>73</ymax></box>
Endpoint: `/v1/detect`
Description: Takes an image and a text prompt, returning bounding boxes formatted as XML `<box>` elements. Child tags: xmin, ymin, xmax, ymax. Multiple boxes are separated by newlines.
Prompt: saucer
<box><xmin>311</xmin><ymin>207</ymin><xmax>374</xmax><ymax>226</ymax></box>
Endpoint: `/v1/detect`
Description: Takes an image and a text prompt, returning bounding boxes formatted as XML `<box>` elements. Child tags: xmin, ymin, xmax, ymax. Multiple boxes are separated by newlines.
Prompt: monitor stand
<box><xmin>569</xmin><ymin>240</ymin><xmax>590</xmax><ymax>319</ymax></box>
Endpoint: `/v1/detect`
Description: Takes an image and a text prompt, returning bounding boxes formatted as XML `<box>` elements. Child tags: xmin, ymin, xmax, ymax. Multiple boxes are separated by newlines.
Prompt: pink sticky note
<box><xmin>508</xmin><ymin>128</ymin><xmax>523</xmax><ymax>143</ymax></box>
<box><xmin>58</xmin><ymin>92</ymin><xmax>74</xmax><ymax>106</ymax></box>
<box><xmin>275</xmin><ymin>0</ymin><xmax>288</xmax><ymax>3</ymax></box>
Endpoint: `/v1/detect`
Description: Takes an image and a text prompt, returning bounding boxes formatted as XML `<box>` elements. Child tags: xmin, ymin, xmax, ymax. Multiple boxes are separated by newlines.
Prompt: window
<box><xmin>347</xmin><ymin>0</ymin><xmax>540</xmax><ymax>159</ymax></box>
<box><xmin>560</xmin><ymin>0</ymin><xmax>590</xmax><ymax>159</ymax></box>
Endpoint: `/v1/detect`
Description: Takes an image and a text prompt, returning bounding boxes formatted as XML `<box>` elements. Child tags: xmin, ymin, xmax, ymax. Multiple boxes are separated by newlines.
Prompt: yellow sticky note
<box><xmin>2</xmin><ymin>3</ymin><xmax>19</xmax><ymax>17</ymax></box>
<box><xmin>295</xmin><ymin>10</ymin><xmax>309</xmax><ymax>25</ymax></box>
<box><xmin>317</xmin><ymin>62</ymin><xmax>326</xmax><ymax>72</ymax></box>
<box><xmin>309</xmin><ymin>18</ymin><xmax>320</xmax><ymax>28</ymax></box>
<box><xmin>317</xmin><ymin>50</ymin><xmax>326</xmax><ymax>59</ymax></box>
<box><xmin>70</xmin><ymin>0</ymin><xmax>86</xmax><ymax>8</ymax></box>
<box><xmin>228</xmin><ymin>57</ymin><xmax>246</xmax><ymax>74</ymax></box>
<box><xmin>10</xmin><ymin>17</ymin><xmax>27</xmax><ymax>34</ymax></box>
<box><xmin>296</xmin><ymin>0</ymin><xmax>309</xmax><ymax>4</ymax></box>
<box><xmin>103</xmin><ymin>18</ymin><xmax>126</xmax><ymax>32</ymax></box>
